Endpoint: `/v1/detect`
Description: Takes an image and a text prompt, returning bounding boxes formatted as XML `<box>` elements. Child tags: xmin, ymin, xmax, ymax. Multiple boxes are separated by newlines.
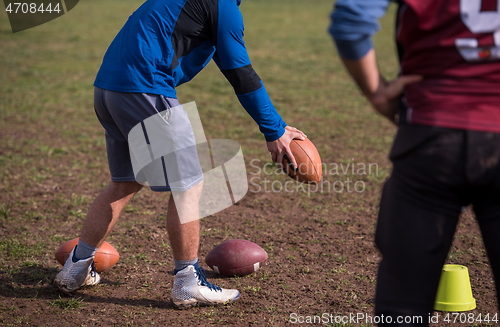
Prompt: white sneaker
<box><xmin>171</xmin><ymin>265</ymin><xmax>239</xmax><ymax>308</ymax></box>
<box><xmin>54</xmin><ymin>247</ymin><xmax>100</xmax><ymax>294</ymax></box>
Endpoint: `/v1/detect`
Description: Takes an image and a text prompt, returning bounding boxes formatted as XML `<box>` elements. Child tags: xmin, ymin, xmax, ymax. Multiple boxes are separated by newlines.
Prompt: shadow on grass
<box><xmin>0</xmin><ymin>264</ymin><xmax>238</xmax><ymax>310</ymax></box>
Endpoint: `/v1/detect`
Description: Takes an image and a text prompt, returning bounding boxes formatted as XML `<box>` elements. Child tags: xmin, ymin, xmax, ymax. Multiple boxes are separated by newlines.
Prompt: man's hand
<box><xmin>266</xmin><ymin>126</ymin><xmax>306</xmax><ymax>169</ymax></box>
<box><xmin>341</xmin><ymin>49</ymin><xmax>422</xmax><ymax>124</ymax></box>
<box><xmin>368</xmin><ymin>75</ymin><xmax>423</xmax><ymax>123</ymax></box>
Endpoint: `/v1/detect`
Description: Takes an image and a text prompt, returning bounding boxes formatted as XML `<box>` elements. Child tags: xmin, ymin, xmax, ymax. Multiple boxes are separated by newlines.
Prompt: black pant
<box><xmin>374</xmin><ymin>125</ymin><xmax>500</xmax><ymax>326</ymax></box>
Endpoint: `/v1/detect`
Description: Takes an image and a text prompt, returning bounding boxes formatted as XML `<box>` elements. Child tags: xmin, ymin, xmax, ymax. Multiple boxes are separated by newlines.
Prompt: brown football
<box><xmin>205</xmin><ymin>239</ymin><xmax>268</xmax><ymax>277</ymax></box>
<box><xmin>282</xmin><ymin>137</ymin><xmax>322</xmax><ymax>184</ymax></box>
<box><xmin>55</xmin><ymin>238</ymin><xmax>119</xmax><ymax>273</ymax></box>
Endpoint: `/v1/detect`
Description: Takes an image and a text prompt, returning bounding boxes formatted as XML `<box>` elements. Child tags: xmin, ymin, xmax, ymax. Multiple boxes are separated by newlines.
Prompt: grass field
<box><xmin>0</xmin><ymin>0</ymin><xmax>497</xmax><ymax>326</ymax></box>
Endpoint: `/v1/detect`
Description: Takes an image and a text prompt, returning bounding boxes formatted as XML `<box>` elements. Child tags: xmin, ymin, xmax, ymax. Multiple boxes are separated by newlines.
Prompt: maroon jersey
<box><xmin>397</xmin><ymin>0</ymin><xmax>500</xmax><ymax>133</ymax></box>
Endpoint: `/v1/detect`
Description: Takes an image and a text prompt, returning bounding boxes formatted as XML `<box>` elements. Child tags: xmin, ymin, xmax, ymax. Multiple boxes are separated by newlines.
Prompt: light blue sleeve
<box><xmin>329</xmin><ymin>0</ymin><xmax>391</xmax><ymax>60</ymax></box>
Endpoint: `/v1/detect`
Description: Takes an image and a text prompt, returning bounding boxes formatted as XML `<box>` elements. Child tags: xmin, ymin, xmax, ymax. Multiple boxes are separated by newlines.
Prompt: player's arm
<box><xmin>329</xmin><ymin>0</ymin><xmax>421</xmax><ymax>123</ymax></box>
<box><xmin>342</xmin><ymin>49</ymin><xmax>422</xmax><ymax>123</ymax></box>
<box><xmin>211</xmin><ymin>0</ymin><xmax>304</xmax><ymax>167</ymax></box>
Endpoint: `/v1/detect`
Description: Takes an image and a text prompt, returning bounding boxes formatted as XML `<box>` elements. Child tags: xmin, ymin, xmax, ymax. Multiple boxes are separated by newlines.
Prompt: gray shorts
<box><xmin>94</xmin><ymin>87</ymin><xmax>203</xmax><ymax>192</ymax></box>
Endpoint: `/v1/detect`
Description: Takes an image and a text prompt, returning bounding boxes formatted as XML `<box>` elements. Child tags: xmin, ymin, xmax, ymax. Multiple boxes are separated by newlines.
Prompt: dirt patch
<box><xmin>0</xmin><ymin>148</ymin><xmax>497</xmax><ymax>326</ymax></box>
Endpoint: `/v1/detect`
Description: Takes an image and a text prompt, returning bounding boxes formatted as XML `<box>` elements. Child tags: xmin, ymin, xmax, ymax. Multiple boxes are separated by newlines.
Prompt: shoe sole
<box><xmin>54</xmin><ymin>280</ymin><xmax>77</xmax><ymax>294</ymax></box>
<box><xmin>171</xmin><ymin>294</ymin><xmax>240</xmax><ymax>309</ymax></box>
<box><xmin>53</xmin><ymin>276</ymin><xmax>100</xmax><ymax>294</ymax></box>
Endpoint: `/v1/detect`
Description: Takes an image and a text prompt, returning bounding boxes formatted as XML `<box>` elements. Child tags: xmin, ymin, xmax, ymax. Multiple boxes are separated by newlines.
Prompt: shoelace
<box><xmin>196</xmin><ymin>267</ymin><xmax>221</xmax><ymax>292</ymax></box>
<box><xmin>90</xmin><ymin>261</ymin><xmax>97</xmax><ymax>278</ymax></box>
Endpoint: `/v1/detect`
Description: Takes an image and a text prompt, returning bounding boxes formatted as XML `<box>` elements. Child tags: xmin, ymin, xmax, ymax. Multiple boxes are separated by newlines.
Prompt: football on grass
<box><xmin>282</xmin><ymin>137</ymin><xmax>322</xmax><ymax>184</ymax></box>
<box><xmin>55</xmin><ymin>238</ymin><xmax>119</xmax><ymax>273</ymax></box>
<box><xmin>205</xmin><ymin>239</ymin><xmax>268</xmax><ymax>277</ymax></box>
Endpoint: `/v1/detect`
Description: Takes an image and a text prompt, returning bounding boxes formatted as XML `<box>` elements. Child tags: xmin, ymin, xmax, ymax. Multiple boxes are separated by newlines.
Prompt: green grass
<box><xmin>49</xmin><ymin>296</ymin><xmax>85</xmax><ymax>310</ymax></box>
<box><xmin>0</xmin><ymin>0</ymin><xmax>399</xmax><ymax>199</ymax></box>
<box><xmin>0</xmin><ymin>238</ymin><xmax>47</xmax><ymax>260</ymax></box>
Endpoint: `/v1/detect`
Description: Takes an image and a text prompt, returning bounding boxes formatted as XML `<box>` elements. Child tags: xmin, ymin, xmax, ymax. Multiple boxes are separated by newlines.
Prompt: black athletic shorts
<box><xmin>374</xmin><ymin>124</ymin><xmax>500</xmax><ymax>326</ymax></box>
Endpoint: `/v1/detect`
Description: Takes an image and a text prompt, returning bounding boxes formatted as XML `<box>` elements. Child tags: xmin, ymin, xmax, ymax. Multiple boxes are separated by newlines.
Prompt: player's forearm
<box><xmin>341</xmin><ymin>48</ymin><xmax>381</xmax><ymax>100</ymax></box>
<box><xmin>237</xmin><ymin>82</ymin><xmax>286</xmax><ymax>142</ymax></box>
<box><xmin>340</xmin><ymin>48</ymin><xmax>423</xmax><ymax>122</ymax></box>
<box><xmin>329</xmin><ymin>0</ymin><xmax>389</xmax><ymax>98</ymax></box>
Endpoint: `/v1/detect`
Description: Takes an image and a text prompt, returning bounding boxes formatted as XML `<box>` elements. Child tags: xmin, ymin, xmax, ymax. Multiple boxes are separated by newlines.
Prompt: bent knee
<box><xmin>110</xmin><ymin>181</ymin><xmax>143</xmax><ymax>194</ymax></box>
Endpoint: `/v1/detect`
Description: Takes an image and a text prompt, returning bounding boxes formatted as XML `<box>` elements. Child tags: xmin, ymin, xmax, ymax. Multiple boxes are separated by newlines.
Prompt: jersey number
<box><xmin>456</xmin><ymin>0</ymin><xmax>500</xmax><ymax>61</ymax></box>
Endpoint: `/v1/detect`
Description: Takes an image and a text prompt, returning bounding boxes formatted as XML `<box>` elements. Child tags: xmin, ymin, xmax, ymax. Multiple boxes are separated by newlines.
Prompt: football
<box><xmin>205</xmin><ymin>239</ymin><xmax>268</xmax><ymax>277</ymax></box>
<box><xmin>282</xmin><ymin>137</ymin><xmax>322</xmax><ymax>184</ymax></box>
<box><xmin>55</xmin><ymin>238</ymin><xmax>120</xmax><ymax>273</ymax></box>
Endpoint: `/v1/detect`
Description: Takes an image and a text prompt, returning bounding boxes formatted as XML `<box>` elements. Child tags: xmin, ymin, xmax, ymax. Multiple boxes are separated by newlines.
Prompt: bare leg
<box><xmin>167</xmin><ymin>181</ymin><xmax>203</xmax><ymax>260</ymax></box>
<box><xmin>80</xmin><ymin>181</ymin><xmax>143</xmax><ymax>247</ymax></box>
<box><xmin>168</xmin><ymin>181</ymin><xmax>240</xmax><ymax>307</ymax></box>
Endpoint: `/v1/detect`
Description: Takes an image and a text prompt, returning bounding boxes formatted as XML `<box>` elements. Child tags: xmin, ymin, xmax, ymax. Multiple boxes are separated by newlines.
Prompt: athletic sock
<box><xmin>73</xmin><ymin>240</ymin><xmax>98</xmax><ymax>262</ymax></box>
<box><xmin>174</xmin><ymin>258</ymin><xmax>198</xmax><ymax>275</ymax></box>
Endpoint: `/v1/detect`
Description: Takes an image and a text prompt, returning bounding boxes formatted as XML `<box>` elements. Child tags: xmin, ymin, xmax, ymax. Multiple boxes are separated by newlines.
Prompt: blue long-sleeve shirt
<box><xmin>94</xmin><ymin>0</ymin><xmax>286</xmax><ymax>141</ymax></box>
<box><xmin>329</xmin><ymin>0</ymin><xmax>391</xmax><ymax>60</ymax></box>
